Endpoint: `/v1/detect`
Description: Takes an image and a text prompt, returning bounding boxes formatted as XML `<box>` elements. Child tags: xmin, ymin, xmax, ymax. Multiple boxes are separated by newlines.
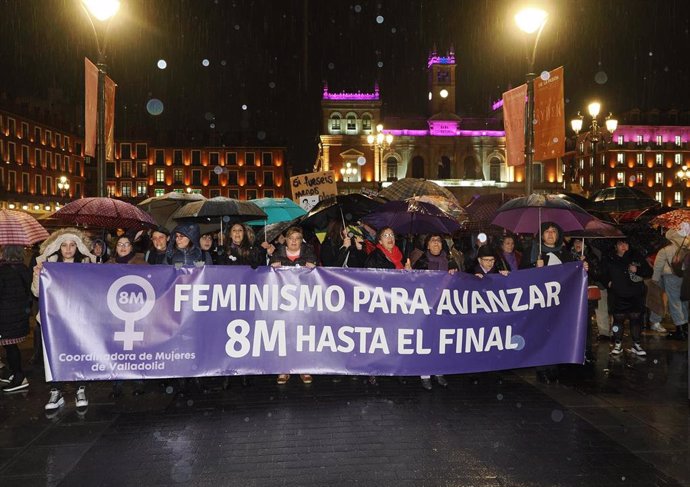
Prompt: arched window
<box><xmin>489</xmin><ymin>157</ymin><xmax>502</xmax><ymax>181</ymax></box>
<box><xmin>386</xmin><ymin>157</ymin><xmax>398</xmax><ymax>181</ymax></box>
<box><xmin>346</xmin><ymin>114</ymin><xmax>357</xmax><ymax>132</ymax></box>
<box><xmin>437</xmin><ymin>156</ymin><xmax>451</xmax><ymax>179</ymax></box>
<box><xmin>412</xmin><ymin>156</ymin><xmax>425</xmax><ymax>178</ymax></box>
<box><xmin>362</xmin><ymin>114</ymin><xmax>372</xmax><ymax>132</ymax></box>
<box><xmin>330</xmin><ymin>113</ymin><xmax>341</xmax><ymax>132</ymax></box>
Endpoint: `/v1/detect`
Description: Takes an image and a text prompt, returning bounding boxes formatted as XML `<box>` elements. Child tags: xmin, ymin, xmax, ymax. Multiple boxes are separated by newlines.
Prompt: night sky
<box><xmin>1</xmin><ymin>0</ymin><xmax>689</xmax><ymax>173</ymax></box>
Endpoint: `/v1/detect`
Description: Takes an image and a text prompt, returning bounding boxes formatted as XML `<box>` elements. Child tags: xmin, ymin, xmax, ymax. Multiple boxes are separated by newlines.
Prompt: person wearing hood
<box><xmin>602</xmin><ymin>237</ymin><xmax>653</xmax><ymax>356</ymax></box>
<box><xmin>31</xmin><ymin>228</ymin><xmax>96</xmax><ymax>415</ymax></box>
<box><xmin>649</xmin><ymin>228</ymin><xmax>689</xmax><ymax>340</ymax></box>
<box><xmin>145</xmin><ymin>226</ymin><xmax>170</xmax><ymax>265</ymax></box>
<box><xmin>166</xmin><ymin>222</ymin><xmax>212</xmax><ymax>266</ymax></box>
<box><xmin>91</xmin><ymin>238</ymin><xmax>110</xmax><ymax>263</ymax></box>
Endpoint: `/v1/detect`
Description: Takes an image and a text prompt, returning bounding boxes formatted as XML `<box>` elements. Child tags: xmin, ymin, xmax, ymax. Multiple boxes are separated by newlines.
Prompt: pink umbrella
<box><xmin>53</xmin><ymin>197</ymin><xmax>157</xmax><ymax>230</ymax></box>
<box><xmin>0</xmin><ymin>209</ymin><xmax>50</xmax><ymax>245</ymax></box>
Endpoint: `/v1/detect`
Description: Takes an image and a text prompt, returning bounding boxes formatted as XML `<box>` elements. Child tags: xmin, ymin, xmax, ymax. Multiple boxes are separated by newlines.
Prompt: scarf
<box><xmin>376</xmin><ymin>243</ymin><xmax>404</xmax><ymax>269</ymax></box>
<box><xmin>502</xmin><ymin>251</ymin><xmax>518</xmax><ymax>271</ymax></box>
<box><xmin>115</xmin><ymin>251</ymin><xmax>136</xmax><ymax>264</ymax></box>
<box><xmin>425</xmin><ymin>251</ymin><xmax>448</xmax><ymax>271</ymax></box>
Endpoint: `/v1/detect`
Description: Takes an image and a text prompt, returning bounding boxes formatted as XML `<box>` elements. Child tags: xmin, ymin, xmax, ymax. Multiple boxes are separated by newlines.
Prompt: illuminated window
<box><xmin>655</xmin><ymin>172</ymin><xmax>663</xmax><ymax>184</ymax></box>
<box><xmin>155</xmin><ymin>168</ymin><xmax>165</xmax><ymax>183</ymax></box>
<box><xmin>636</xmin><ymin>135</ymin><xmax>643</xmax><ymax>145</ymax></box>
<box><xmin>676</xmin><ymin>154</ymin><xmax>683</xmax><ymax>165</ymax></box>
<box><xmin>656</xmin><ymin>135</ymin><xmax>663</xmax><ymax>146</ymax></box>
<box><xmin>154</xmin><ymin>188</ymin><xmax>165</xmax><ymax>197</ymax></box>
<box><xmin>121</xmin><ymin>161</ymin><xmax>131</xmax><ymax>178</ymax></box>
<box><xmin>617</xmin><ymin>135</ymin><xmax>624</xmax><ymax>145</ymax></box>
<box><xmin>173</xmin><ymin>168</ymin><xmax>183</xmax><ymax>183</ymax></box>
<box><xmin>137</xmin><ymin>162</ymin><xmax>148</xmax><ymax>176</ymax></box>
<box><xmin>616</xmin><ymin>153</ymin><xmax>624</xmax><ymax>164</ymax></box>
<box><xmin>616</xmin><ymin>171</ymin><xmax>625</xmax><ymax>184</ymax></box>
<box><xmin>655</xmin><ymin>191</ymin><xmax>662</xmax><ymax>202</ymax></box>
<box><xmin>675</xmin><ymin>191</ymin><xmax>682</xmax><ymax>205</ymax></box>
<box><xmin>675</xmin><ymin>136</ymin><xmax>682</xmax><ymax>146</ymax></box>
<box><xmin>636</xmin><ymin>172</ymin><xmax>644</xmax><ymax>183</ymax></box>
<box><xmin>655</xmin><ymin>153</ymin><xmax>663</xmax><ymax>165</ymax></box>
<box><xmin>346</xmin><ymin>114</ymin><xmax>356</xmax><ymax>132</ymax></box>
<box><xmin>636</xmin><ymin>153</ymin><xmax>643</xmax><ymax>165</ymax></box>
<box><xmin>600</xmin><ymin>173</ymin><xmax>606</xmax><ymax>185</ymax></box>
<box><xmin>330</xmin><ymin>114</ymin><xmax>341</xmax><ymax>132</ymax></box>
<box><xmin>136</xmin><ymin>181</ymin><xmax>147</xmax><ymax>196</ymax></box>
<box><xmin>579</xmin><ymin>158</ymin><xmax>584</xmax><ymax>170</ymax></box>
<box><xmin>121</xmin><ymin>182</ymin><xmax>132</xmax><ymax>197</ymax></box>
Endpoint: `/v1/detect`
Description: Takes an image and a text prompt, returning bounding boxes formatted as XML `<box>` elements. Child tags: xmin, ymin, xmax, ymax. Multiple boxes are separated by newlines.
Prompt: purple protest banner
<box><xmin>39</xmin><ymin>262</ymin><xmax>588</xmax><ymax>381</ymax></box>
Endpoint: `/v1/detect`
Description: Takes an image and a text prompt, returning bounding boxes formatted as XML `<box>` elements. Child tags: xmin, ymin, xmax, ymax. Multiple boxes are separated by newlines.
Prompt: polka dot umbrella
<box><xmin>53</xmin><ymin>197</ymin><xmax>157</xmax><ymax>230</ymax></box>
<box><xmin>0</xmin><ymin>209</ymin><xmax>50</xmax><ymax>245</ymax></box>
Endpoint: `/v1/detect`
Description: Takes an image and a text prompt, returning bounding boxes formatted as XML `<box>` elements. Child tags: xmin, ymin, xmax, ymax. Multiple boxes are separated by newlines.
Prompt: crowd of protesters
<box><xmin>1</xmin><ymin>212</ymin><xmax>688</xmax><ymax>413</ymax></box>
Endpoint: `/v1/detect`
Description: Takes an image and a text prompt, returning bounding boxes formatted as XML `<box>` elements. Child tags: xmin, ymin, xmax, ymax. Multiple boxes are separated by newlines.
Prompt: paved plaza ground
<box><xmin>0</xmin><ymin>329</ymin><xmax>688</xmax><ymax>487</ymax></box>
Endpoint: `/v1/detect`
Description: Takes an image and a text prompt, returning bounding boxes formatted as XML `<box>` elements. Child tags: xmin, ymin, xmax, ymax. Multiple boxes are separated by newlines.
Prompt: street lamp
<box><xmin>515</xmin><ymin>6</ymin><xmax>548</xmax><ymax>196</ymax></box>
<box><xmin>571</xmin><ymin>102</ymin><xmax>618</xmax><ymax>191</ymax></box>
<box><xmin>367</xmin><ymin>124</ymin><xmax>394</xmax><ymax>191</ymax></box>
<box><xmin>81</xmin><ymin>0</ymin><xmax>120</xmax><ymax>197</ymax></box>
<box><xmin>57</xmin><ymin>176</ymin><xmax>70</xmax><ymax>198</ymax></box>
<box><xmin>339</xmin><ymin>162</ymin><xmax>358</xmax><ymax>194</ymax></box>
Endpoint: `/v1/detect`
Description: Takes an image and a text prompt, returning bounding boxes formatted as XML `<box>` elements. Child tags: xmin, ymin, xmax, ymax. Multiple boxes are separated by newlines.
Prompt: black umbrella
<box><xmin>256</xmin><ymin>218</ymin><xmax>302</xmax><ymax>244</ymax></box>
<box><xmin>589</xmin><ymin>185</ymin><xmax>660</xmax><ymax>214</ymax></box>
<box><xmin>362</xmin><ymin>199</ymin><xmax>462</xmax><ymax>235</ymax></box>
<box><xmin>300</xmin><ymin>193</ymin><xmax>386</xmax><ymax>230</ymax></box>
<box><xmin>171</xmin><ymin>197</ymin><xmax>267</xmax><ymax>221</ymax></box>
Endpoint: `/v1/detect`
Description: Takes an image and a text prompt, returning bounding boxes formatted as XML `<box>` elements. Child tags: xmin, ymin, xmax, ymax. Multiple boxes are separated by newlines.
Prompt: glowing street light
<box><xmin>571</xmin><ymin>102</ymin><xmax>618</xmax><ymax>190</ymax></box>
<box><xmin>367</xmin><ymin>124</ymin><xmax>394</xmax><ymax>191</ymax></box>
<box><xmin>57</xmin><ymin>175</ymin><xmax>70</xmax><ymax>197</ymax></box>
<box><xmin>515</xmin><ymin>5</ymin><xmax>548</xmax><ymax>196</ymax></box>
<box><xmin>81</xmin><ymin>0</ymin><xmax>120</xmax><ymax>197</ymax></box>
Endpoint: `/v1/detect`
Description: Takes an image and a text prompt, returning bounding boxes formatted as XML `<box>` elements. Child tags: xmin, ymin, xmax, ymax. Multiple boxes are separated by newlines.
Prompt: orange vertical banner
<box><xmin>503</xmin><ymin>84</ymin><xmax>527</xmax><ymax>167</ymax></box>
<box><xmin>84</xmin><ymin>58</ymin><xmax>98</xmax><ymax>157</ymax></box>
<box><xmin>104</xmin><ymin>75</ymin><xmax>117</xmax><ymax>161</ymax></box>
<box><xmin>534</xmin><ymin>66</ymin><xmax>565</xmax><ymax>161</ymax></box>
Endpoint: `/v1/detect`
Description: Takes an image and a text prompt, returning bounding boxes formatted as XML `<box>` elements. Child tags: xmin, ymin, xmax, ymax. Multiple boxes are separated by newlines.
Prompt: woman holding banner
<box><xmin>218</xmin><ymin>223</ymin><xmax>262</xmax><ymax>267</ymax></box>
<box><xmin>32</xmin><ymin>228</ymin><xmax>96</xmax><ymax>415</ymax></box>
<box><xmin>271</xmin><ymin>226</ymin><xmax>318</xmax><ymax>385</ymax></box>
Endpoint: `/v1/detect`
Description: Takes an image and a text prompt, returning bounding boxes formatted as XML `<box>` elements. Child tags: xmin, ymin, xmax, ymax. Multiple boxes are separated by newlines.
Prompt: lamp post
<box><xmin>81</xmin><ymin>0</ymin><xmax>120</xmax><ymax>198</ymax></box>
<box><xmin>367</xmin><ymin>124</ymin><xmax>394</xmax><ymax>191</ymax></box>
<box><xmin>515</xmin><ymin>6</ymin><xmax>548</xmax><ymax>196</ymax></box>
<box><xmin>339</xmin><ymin>162</ymin><xmax>358</xmax><ymax>194</ymax></box>
<box><xmin>58</xmin><ymin>176</ymin><xmax>70</xmax><ymax>198</ymax></box>
<box><xmin>571</xmin><ymin>102</ymin><xmax>618</xmax><ymax>191</ymax></box>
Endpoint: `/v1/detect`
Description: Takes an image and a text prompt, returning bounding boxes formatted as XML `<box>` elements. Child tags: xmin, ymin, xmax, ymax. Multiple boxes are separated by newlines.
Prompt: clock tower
<box><xmin>428</xmin><ymin>46</ymin><xmax>457</xmax><ymax>116</ymax></box>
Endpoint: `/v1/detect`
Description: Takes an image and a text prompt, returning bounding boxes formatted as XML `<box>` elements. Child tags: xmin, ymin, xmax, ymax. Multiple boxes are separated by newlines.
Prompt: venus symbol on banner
<box><xmin>107</xmin><ymin>275</ymin><xmax>156</xmax><ymax>351</ymax></box>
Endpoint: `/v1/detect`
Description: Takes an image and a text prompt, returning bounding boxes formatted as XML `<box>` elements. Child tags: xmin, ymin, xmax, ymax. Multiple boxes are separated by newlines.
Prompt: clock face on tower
<box><xmin>437</xmin><ymin>69</ymin><xmax>450</xmax><ymax>83</ymax></box>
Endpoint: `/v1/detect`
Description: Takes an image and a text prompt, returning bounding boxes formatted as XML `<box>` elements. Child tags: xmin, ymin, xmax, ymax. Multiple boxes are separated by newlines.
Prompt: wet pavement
<box><xmin>0</xmin><ymin>329</ymin><xmax>688</xmax><ymax>487</ymax></box>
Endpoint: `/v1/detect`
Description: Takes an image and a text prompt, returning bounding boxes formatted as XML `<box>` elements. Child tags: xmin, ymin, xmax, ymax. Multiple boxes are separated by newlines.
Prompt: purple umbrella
<box><xmin>491</xmin><ymin>194</ymin><xmax>595</xmax><ymax>234</ymax></box>
<box><xmin>362</xmin><ymin>199</ymin><xmax>462</xmax><ymax>235</ymax></box>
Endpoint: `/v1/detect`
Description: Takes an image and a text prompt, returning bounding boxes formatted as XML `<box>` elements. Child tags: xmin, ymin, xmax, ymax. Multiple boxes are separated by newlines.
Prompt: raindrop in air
<box><xmin>552</xmin><ymin>137</ymin><xmax>559</xmax><ymax>143</ymax></box>
<box><xmin>221</xmin><ymin>60</ymin><xmax>227</xmax><ymax>66</ymax></box>
<box><xmin>653</xmin><ymin>359</ymin><xmax>658</xmax><ymax>364</ymax></box>
<box><xmin>269</xmin><ymin>81</ymin><xmax>276</xmax><ymax>88</ymax></box>
<box><xmin>157</xmin><ymin>59</ymin><xmax>167</xmax><ymax>70</ymax></box>
<box><xmin>328</xmin><ymin>62</ymin><xmax>335</xmax><ymax>70</ymax></box>
<box><xmin>257</xmin><ymin>131</ymin><xmax>266</xmax><ymax>140</ymax></box>
<box><xmin>244</xmin><ymin>417</ymin><xmax>250</xmax><ymax>422</ymax></box>
<box><xmin>496</xmin><ymin>394</ymin><xmax>504</xmax><ymax>401</ymax></box>
<box><xmin>648</xmin><ymin>51</ymin><xmax>653</xmax><ymax>56</ymax></box>
<box><xmin>210</xmin><ymin>123</ymin><xmax>215</xmax><ymax>129</ymax></box>
<box><xmin>595</xmin><ymin>71</ymin><xmax>608</xmax><ymax>85</ymax></box>
<box><xmin>204</xmin><ymin>112</ymin><xmax>215</xmax><ymax>121</ymax></box>
<box><xmin>510</xmin><ymin>335</ymin><xmax>525</xmax><ymax>350</ymax></box>
<box><xmin>391</xmin><ymin>27</ymin><xmax>397</xmax><ymax>33</ymax></box>
<box><xmin>551</xmin><ymin>409</ymin><xmax>564</xmax><ymax>422</ymax></box>
<box><xmin>540</xmin><ymin>71</ymin><xmax>550</xmax><ymax>81</ymax></box>
<box><xmin>241</xmin><ymin>104</ymin><xmax>248</xmax><ymax>111</ymax></box>
<box><xmin>612</xmin><ymin>325</ymin><xmax>619</xmax><ymax>333</ymax></box>
<box><xmin>202</xmin><ymin>59</ymin><xmax>210</xmax><ymax>67</ymax></box>
<box><xmin>186</xmin><ymin>399</ymin><xmax>194</xmax><ymax>406</ymax></box>
<box><xmin>146</xmin><ymin>98</ymin><xmax>164</xmax><ymax>116</ymax></box>
<box><xmin>234</xmin><ymin>24</ymin><xmax>240</xmax><ymax>30</ymax></box>
<box><xmin>377</xmin><ymin>61</ymin><xmax>384</xmax><ymax>68</ymax></box>
<box><xmin>565</xmin><ymin>98</ymin><xmax>570</xmax><ymax>104</ymax></box>
<box><xmin>376</xmin><ymin>15</ymin><xmax>384</xmax><ymax>24</ymax></box>
<box><xmin>354</xmin><ymin>4</ymin><xmax>362</xmax><ymax>13</ymax></box>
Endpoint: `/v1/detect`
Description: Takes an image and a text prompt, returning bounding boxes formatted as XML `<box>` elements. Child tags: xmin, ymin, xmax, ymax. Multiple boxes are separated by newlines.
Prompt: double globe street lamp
<box><xmin>571</xmin><ymin>102</ymin><xmax>618</xmax><ymax>190</ymax></box>
<box><xmin>58</xmin><ymin>176</ymin><xmax>70</xmax><ymax>198</ymax></box>
<box><xmin>367</xmin><ymin>124</ymin><xmax>394</xmax><ymax>191</ymax></box>
<box><xmin>81</xmin><ymin>0</ymin><xmax>120</xmax><ymax>198</ymax></box>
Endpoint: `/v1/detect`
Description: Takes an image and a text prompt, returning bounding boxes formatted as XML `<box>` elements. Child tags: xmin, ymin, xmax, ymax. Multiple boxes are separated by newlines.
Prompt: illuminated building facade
<box><xmin>0</xmin><ymin>108</ymin><xmax>85</xmax><ymax>213</ymax></box>
<box><xmin>109</xmin><ymin>142</ymin><xmax>288</xmax><ymax>201</ymax></box>
<box><xmin>317</xmin><ymin>48</ymin><xmax>563</xmax><ymax>202</ymax></box>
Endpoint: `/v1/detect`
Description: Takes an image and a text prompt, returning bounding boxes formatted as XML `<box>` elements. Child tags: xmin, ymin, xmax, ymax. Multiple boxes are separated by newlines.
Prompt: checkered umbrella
<box><xmin>379</xmin><ymin>178</ymin><xmax>458</xmax><ymax>204</ymax></box>
<box><xmin>53</xmin><ymin>197</ymin><xmax>158</xmax><ymax>230</ymax></box>
<box><xmin>0</xmin><ymin>209</ymin><xmax>50</xmax><ymax>245</ymax></box>
<box><xmin>463</xmin><ymin>193</ymin><xmax>520</xmax><ymax>231</ymax></box>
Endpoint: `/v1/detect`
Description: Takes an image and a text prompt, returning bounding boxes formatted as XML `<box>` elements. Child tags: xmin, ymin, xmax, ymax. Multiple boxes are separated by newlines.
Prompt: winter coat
<box><xmin>413</xmin><ymin>251</ymin><xmax>458</xmax><ymax>271</ymax></box>
<box><xmin>652</xmin><ymin>229</ymin><xmax>690</xmax><ymax>281</ymax></box>
<box><xmin>166</xmin><ymin>223</ymin><xmax>212</xmax><ymax>266</ymax></box>
<box><xmin>107</xmin><ymin>253</ymin><xmax>148</xmax><ymax>265</ymax></box>
<box><xmin>320</xmin><ymin>237</ymin><xmax>366</xmax><ymax>268</ymax></box>
<box><xmin>603</xmin><ymin>249</ymin><xmax>653</xmax><ymax>312</ymax></box>
<box><xmin>145</xmin><ymin>249</ymin><xmax>168</xmax><ymax>265</ymax></box>
<box><xmin>365</xmin><ymin>247</ymin><xmax>402</xmax><ymax>269</ymax></box>
<box><xmin>218</xmin><ymin>244</ymin><xmax>263</xmax><ymax>267</ymax></box>
<box><xmin>0</xmin><ymin>262</ymin><xmax>32</xmax><ymax>340</ymax></box>
<box><xmin>270</xmin><ymin>243</ymin><xmax>318</xmax><ymax>267</ymax></box>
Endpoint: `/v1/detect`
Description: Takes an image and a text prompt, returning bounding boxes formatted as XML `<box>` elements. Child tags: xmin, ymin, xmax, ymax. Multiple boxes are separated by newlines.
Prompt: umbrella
<box><xmin>564</xmin><ymin>218</ymin><xmax>624</xmax><ymax>238</ymax></box>
<box><xmin>553</xmin><ymin>192</ymin><xmax>592</xmax><ymax>210</ymax></box>
<box><xmin>256</xmin><ymin>219</ymin><xmax>302</xmax><ymax>244</ymax></box>
<box><xmin>650</xmin><ymin>209</ymin><xmax>690</xmax><ymax>230</ymax></box>
<box><xmin>0</xmin><ymin>209</ymin><xmax>50</xmax><ymax>245</ymax></box>
<box><xmin>589</xmin><ymin>185</ymin><xmax>660</xmax><ymax>214</ymax></box>
<box><xmin>409</xmin><ymin>195</ymin><xmax>468</xmax><ymax>225</ymax></box>
<box><xmin>379</xmin><ymin>178</ymin><xmax>459</xmax><ymax>204</ymax></box>
<box><xmin>244</xmin><ymin>198</ymin><xmax>306</xmax><ymax>226</ymax></box>
<box><xmin>362</xmin><ymin>199</ymin><xmax>462</xmax><ymax>236</ymax></box>
<box><xmin>463</xmin><ymin>193</ymin><xmax>520</xmax><ymax>232</ymax></box>
<box><xmin>171</xmin><ymin>196</ymin><xmax>267</xmax><ymax>222</ymax></box>
<box><xmin>492</xmin><ymin>194</ymin><xmax>595</xmax><ymax>234</ymax></box>
<box><xmin>138</xmin><ymin>192</ymin><xmax>206</xmax><ymax>230</ymax></box>
<box><xmin>53</xmin><ymin>197</ymin><xmax>157</xmax><ymax>230</ymax></box>
<box><xmin>300</xmin><ymin>193</ymin><xmax>386</xmax><ymax>230</ymax></box>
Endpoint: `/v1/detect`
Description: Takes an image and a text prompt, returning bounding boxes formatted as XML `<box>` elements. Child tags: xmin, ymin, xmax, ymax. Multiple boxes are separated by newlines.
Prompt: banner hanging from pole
<box><xmin>104</xmin><ymin>75</ymin><xmax>117</xmax><ymax>162</ymax></box>
<box><xmin>502</xmin><ymin>84</ymin><xmax>527</xmax><ymax>167</ymax></box>
<box><xmin>84</xmin><ymin>58</ymin><xmax>98</xmax><ymax>158</ymax></box>
<box><xmin>534</xmin><ymin>66</ymin><xmax>565</xmax><ymax>161</ymax></box>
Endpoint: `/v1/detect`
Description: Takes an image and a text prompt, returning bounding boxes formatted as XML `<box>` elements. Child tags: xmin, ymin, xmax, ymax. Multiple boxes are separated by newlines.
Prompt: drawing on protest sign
<box><xmin>290</xmin><ymin>171</ymin><xmax>337</xmax><ymax>209</ymax></box>
<box><xmin>39</xmin><ymin>262</ymin><xmax>588</xmax><ymax>381</ymax></box>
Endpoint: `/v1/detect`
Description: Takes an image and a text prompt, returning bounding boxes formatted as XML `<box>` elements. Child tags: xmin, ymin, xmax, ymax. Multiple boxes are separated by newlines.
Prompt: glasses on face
<box><xmin>381</xmin><ymin>232</ymin><xmax>395</xmax><ymax>238</ymax></box>
<box><xmin>480</xmin><ymin>257</ymin><xmax>495</xmax><ymax>263</ymax></box>
<box><xmin>429</xmin><ymin>237</ymin><xmax>443</xmax><ymax>243</ymax></box>
<box><xmin>116</xmin><ymin>242</ymin><xmax>131</xmax><ymax>248</ymax></box>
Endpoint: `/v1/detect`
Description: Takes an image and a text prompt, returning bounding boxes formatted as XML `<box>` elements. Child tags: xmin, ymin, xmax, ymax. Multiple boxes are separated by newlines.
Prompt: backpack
<box><xmin>670</xmin><ymin>238</ymin><xmax>689</xmax><ymax>277</ymax></box>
